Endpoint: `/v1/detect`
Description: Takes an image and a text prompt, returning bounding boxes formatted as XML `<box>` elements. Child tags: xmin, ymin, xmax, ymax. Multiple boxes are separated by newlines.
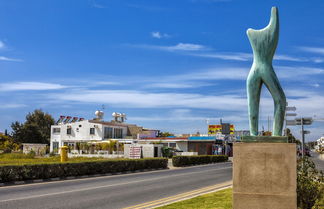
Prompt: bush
<box><xmin>297</xmin><ymin>157</ymin><xmax>324</xmax><ymax>209</ymax></box>
<box><xmin>161</xmin><ymin>146</ymin><xmax>173</xmax><ymax>158</ymax></box>
<box><xmin>172</xmin><ymin>155</ymin><xmax>228</xmax><ymax>167</ymax></box>
<box><xmin>0</xmin><ymin>153</ymin><xmax>35</xmax><ymax>159</ymax></box>
<box><xmin>0</xmin><ymin>158</ymin><xmax>167</xmax><ymax>183</ymax></box>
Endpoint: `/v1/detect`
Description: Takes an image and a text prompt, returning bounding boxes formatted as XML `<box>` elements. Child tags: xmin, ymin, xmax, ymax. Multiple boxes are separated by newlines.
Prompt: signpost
<box><xmin>286</xmin><ymin>106</ymin><xmax>296</xmax><ymax>111</ymax></box>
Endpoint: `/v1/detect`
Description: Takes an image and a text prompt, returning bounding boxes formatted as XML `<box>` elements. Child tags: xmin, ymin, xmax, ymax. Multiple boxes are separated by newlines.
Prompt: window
<box><xmin>169</xmin><ymin>143</ymin><xmax>176</xmax><ymax>148</ymax></box>
<box><xmin>67</xmin><ymin>127</ymin><xmax>72</xmax><ymax>135</ymax></box>
<box><xmin>52</xmin><ymin>142</ymin><xmax>59</xmax><ymax>153</ymax></box>
<box><xmin>104</xmin><ymin>127</ymin><xmax>113</xmax><ymax>139</ymax></box>
<box><xmin>113</xmin><ymin>128</ymin><xmax>123</xmax><ymax>139</ymax></box>
<box><xmin>52</xmin><ymin>128</ymin><xmax>60</xmax><ymax>134</ymax></box>
<box><xmin>90</xmin><ymin>128</ymin><xmax>95</xmax><ymax>135</ymax></box>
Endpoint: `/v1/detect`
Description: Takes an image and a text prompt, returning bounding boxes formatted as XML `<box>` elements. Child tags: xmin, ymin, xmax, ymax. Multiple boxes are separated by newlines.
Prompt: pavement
<box><xmin>0</xmin><ymin>162</ymin><xmax>232</xmax><ymax>209</ymax></box>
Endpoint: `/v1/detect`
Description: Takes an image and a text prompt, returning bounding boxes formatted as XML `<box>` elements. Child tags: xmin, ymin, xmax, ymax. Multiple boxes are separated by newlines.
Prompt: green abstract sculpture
<box><xmin>247</xmin><ymin>7</ymin><xmax>286</xmax><ymax>136</ymax></box>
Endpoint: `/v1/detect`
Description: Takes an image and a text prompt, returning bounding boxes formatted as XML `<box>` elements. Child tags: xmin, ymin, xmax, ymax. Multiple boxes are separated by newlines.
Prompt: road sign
<box><xmin>286</xmin><ymin>106</ymin><xmax>296</xmax><ymax>111</ymax></box>
<box><xmin>295</xmin><ymin>117</ymin><xmax>313</xmax><ymax>125</ymax></box>
<box><xmin>286</xmin><ymin>120</ymin><xmax>297</xmax><ymax>126</ymax></box>
<box><xmin>286</xmin><ymin>113</ymin><xmax>297</xmax><ymax>117</ymax></box>
<box><xmin>301</xmin><ymin>130</ymin><xmax>310</xmax><ymax>134</ymax></box>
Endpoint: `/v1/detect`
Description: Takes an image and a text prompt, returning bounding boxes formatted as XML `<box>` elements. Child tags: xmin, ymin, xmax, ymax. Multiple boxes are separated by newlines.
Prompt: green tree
<box><xmin>159</xmin><ymin>132</ymin><xmax>174</xmax><ymax>137</ymax></box>
<box><xmin>285</xmin><ymin>128</ymin><xmax>301</xmax><ymax>144</ymax></box>
<box><xmin>11</xmin><ymin>109</ymin><xmax>55</xmax><ymax>144</ymax></box>
<box><xmin>297</xmin><ymin>157</ymin><xmax>324</xmax><ymax>209</ymax></box>
<box><xmin>0</xmin><ymin>133</ymin><xmax>20</xmax><ymax>153</ymax></box>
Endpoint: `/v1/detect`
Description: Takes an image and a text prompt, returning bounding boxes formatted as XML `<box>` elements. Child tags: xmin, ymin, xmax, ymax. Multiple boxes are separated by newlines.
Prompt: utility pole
<box><xmin>301</xmin><ymin>118</ymin><xmax>304</xmax><ymax>159</ymax></box>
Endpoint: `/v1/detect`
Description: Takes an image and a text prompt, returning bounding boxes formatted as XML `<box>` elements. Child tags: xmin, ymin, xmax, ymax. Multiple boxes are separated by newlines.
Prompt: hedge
<box><xmin>172</xmin><ymin>155</ymin><xmax>228</xmax><ymax>167</ymax></box>
<box><xmin>0</xmin><ymin>158</ymin><xmax>167</xmax><ymax>183</ymax></box>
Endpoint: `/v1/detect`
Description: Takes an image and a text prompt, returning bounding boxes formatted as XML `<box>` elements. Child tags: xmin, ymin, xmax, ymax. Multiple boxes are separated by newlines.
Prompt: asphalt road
<box><xmin>0</xmin><ymin>162</ymin><xmax>232</xmax><ymax>209</ymax></box>
<box><xmin>310</xmin><ymin>150</ymin><xmax>324</xmax><ymax>171</ymax></box>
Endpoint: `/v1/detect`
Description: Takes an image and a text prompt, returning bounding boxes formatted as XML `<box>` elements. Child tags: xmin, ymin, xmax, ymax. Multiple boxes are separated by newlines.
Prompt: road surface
<box><xmin>311</xmin><ymin>150</ymin><xmax>324</xmax><ymax>171</ymax></box>
<box><xmin>0</xmin><ymin>162</ymin><xmax>232</xmax><ymax>209</ymax></box>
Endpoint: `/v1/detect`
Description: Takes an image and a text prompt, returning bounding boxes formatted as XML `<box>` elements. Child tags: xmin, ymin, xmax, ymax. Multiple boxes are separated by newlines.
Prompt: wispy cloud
<box><xmin>299</xmin><ymin>46</ymin><xmax>324</xmax><ymax>55</ymax></box>
<box><xmin>151</xmin><ymin>31</ymin><xmax>170</xmax><ymax>39</ymax></box>
<box><xmin>191</xmin><ymin>52</ymin><xmax>316</xmax><ymax>62</ymax></box>
<box><xmin>90</xmin><ymin>0</ymin><xmax>106</xmax><ymax>9</ymax></box>
<box><xmin>0</xmin><ymin>82</ymin><xmax>67</xmax><ymax>91</ymax></box>
<box><xmin>128</xmin><ymin>43</ymin><xmax>207</xmax><ymax>52</ymax></box>
<box><xmin>0</xmin><ymin>41</ymin><xmax>6</xmax><ymax>49</ymax></box>
<box><xmin>0</xmin><ymin>103</ymin><xmax>26</xmax><ymax>109</ymax></box>
<box><xmin>126</xmin><ymin>4</ymin><xmax>168</xmax><ymax>12</ymax></box>
<box><xmin>274</xmin><ymin>54</ymin><xmax>309</xmax><ymax>62</ymax></box>
<box><xmin>276</xmin><ymin>66</ymin><xmax>324</xmax><ymax>79</ymax></box>
<box><xmin>191</xmin><ymin>0</ymin><xmax>231</xmax><ymax>3</ymax></box>
<box><xmin>0</xmin><ymin>56</ymin><xmax>22</xmax><ymax>62</ymax></box>
<box><xmin>50</xmin><ymin>89</ymin><xmax>247</xmax><ymax>110</ymax></box>
<box><xmin>190</xmin><ymin>52</ymin><xmax>252</xmax><ymax>61</ymax></box>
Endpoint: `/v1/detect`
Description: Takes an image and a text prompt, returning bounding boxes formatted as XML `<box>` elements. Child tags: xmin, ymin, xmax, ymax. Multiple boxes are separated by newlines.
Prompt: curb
<box><xmin>0</xmin><ymin>167</ymin><xmax>168</xmax><ymax>187</ymax></box>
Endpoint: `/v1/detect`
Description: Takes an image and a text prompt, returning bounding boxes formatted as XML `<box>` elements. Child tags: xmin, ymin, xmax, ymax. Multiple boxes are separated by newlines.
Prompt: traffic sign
<box><xmin>301</xmin><ymin>130</ymin><xmax>310</xmax><ymax>134</ymax></box>
<box><xmin>286</xmin><ymin>113</ymin><xmax>297</xmax><ymax>117</ymax></box>
<box><xmin>286</xmin><ymin>106</ymin><xmax>296</xmax><ymax>111</ymax></box>
<box><xmin>295</xmin><ymin>117</ymin><xmax>313</xmax><ymax>125</ymax></box>
<box><xmin>286</xmin><ymin>120</ymin><xmax>297</xmax><ymax>126</ymax></box>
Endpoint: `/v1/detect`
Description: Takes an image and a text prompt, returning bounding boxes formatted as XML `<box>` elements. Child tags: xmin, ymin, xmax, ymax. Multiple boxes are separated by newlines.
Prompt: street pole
<box><xmin>301</xmin><ymin>118</ymin><xmax>304</xmax><ymax>159</ymax></box>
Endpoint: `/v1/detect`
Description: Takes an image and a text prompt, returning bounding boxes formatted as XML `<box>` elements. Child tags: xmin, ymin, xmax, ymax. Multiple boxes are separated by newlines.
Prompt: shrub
<box><xmin>0</xmin><ymin>158</ymin><xmax>168</xmax><ymax>183</ymax></box>
<box><xmin>0</xmin><ymin>153</ymin><xmax>35</xmax><ymax>159</ymax></box>
<box><xmin>161</xmin><ymin>146</ymin><xmax>173</xmax><ymax>158</ymax></box>
<box><xmin>297</xmin><ymin>157</ymin><xmax>324</xmax><ymax>209</ymax></box>
<box><xmin>172</xmin><ymin>155</ymin><xmax>228</xmax><ymax>167</ymax></box>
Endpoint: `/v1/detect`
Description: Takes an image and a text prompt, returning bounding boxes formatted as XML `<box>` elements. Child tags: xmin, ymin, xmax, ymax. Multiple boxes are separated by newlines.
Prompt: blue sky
<box><xmin>0</xmin><ymin>0</ymin><xmax>324</xmax><ymax>141</ymax></box>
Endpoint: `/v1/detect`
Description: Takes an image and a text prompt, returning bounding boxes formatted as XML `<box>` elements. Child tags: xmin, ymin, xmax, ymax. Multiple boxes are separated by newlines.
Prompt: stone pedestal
<box><xmin>233</xmin><ymin>142</ymin><xmax>297</xmax><ymax>209</ymax></box>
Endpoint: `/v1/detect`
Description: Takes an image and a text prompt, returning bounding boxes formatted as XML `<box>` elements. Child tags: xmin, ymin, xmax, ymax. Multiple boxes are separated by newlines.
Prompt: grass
<box><xmin>0</xmin><ymin>153</ymin><xmax>121</xmax><ymax>166</ymax></box>
<box><xmin>157</xmin><ymin>188</ymin><xmax>232</xmax><ymax>209</ymax></box>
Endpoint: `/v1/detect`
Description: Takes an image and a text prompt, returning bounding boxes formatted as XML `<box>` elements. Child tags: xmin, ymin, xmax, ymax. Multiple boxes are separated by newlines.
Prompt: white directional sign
<box><xmin>286</xmin><ymin>106</ymin><xmax>296</xmax><ymax>111</ymax></box>
<box><xmin>286</xmin><ymin>120</ymin><xmax>297</xmax><ymax>126</ymax></box>
<box><xmin>301</xmin><ymin>130</ymin><xmax>310</xmax><ymax>134</ymax></box>
<box><xmin>295</xmin><ymin>117</ymin><xmax>313</xmax><ymax>125</ymax></box>
<box><xmin>286</xmin><ymin>113</ymin><xmax>297</xmax><ymax>117</ymax></box>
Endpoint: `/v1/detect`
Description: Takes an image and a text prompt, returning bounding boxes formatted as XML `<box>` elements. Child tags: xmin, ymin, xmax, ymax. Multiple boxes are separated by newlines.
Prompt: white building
<box><xmin>316</xmin><ymin>137</ymin><xmax>324</xmax><ymax>151</ymax></box>
<box><xmin>50</xmin><ymin>112</ymin><xmax>149</xmax><ymax>153</ymax></box>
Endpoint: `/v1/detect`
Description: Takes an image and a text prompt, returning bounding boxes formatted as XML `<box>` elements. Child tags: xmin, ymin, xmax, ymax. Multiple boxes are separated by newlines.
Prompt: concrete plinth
<box><xmin>233</xmin><ymin>143</ymin><xmax>296</xmax><ymax>209</ymax></box>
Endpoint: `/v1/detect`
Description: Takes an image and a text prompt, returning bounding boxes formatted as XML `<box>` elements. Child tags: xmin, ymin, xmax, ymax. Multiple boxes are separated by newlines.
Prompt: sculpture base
<box><xmin>241</xmin><ymin>135</ymin><xmax>288</xmax><ymax>143</ymax></box>
<box><xmin>233</xmin><ymin>142</ymin><xmax>296</xmax><ymax>209</ymax></box>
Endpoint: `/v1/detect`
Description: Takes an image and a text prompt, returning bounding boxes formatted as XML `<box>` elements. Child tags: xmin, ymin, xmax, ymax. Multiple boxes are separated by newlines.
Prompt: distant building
<box><xmin>233</xmin><ymin>130</ymin><xmax>250</xmax><ymax>141</ymax></box>
<box><xmin>23</xmin><ymin>143</ymin><xmax>47</xmax><ymax>155</ymax></box>
<box><xmin>50</xmin><ymin>111</ymin><xmax>156</xmax><ymax>153</ymax></box>
<box><xmin>316</xmin><ymin>137</ymin><xmax>324</xmax><ymax>150</ymax></box>
<box><xmin>138</xmin><ymin>136</ymin><xmax>222</xmax><ymax>155</ymax></box>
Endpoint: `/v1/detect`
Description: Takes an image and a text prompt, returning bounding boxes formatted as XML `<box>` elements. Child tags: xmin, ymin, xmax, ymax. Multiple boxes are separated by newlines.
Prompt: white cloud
<box><xmin>274</xmin><ymin>54</ymin><xmax>308</xmax><ymax>62</ymax></box>
<box><xmin>0</xmin><ymin>41</ymin><xmax>5</xmax><ymax>49</ymax></box>
<box><xmin>276</xmin><ymin>66</ymin><xmax>324</xmax><ymax>79</ymax></box>
<box><xmin>91</xmin><ymin>0</ymin><xmax>106</xmax><ymax>8</ymax></box>
<box><xmin>151</xmin><ymin>31</ymin><xmax>170</xmax><ymax>39</ymax></box>
<box><xmin>0</xmin><ymin>56</ymin><xmax>22</xmax><ymax>62</ymax></box>
<box><xmin>164</xmin><ymin>43</ymin><xmax>206</xmax><ymax>51</ymax></box>
<box><xmin>0</xmin><ymin>103</ymin><xmax>26</xmax><ymax>109</ymax></box>
<box><xmin>129</xmin><ymin>43</ymin><xmax>207</xmax><ymax>52</ymax></box>
<box><xmin>190</xmin><ymin>52</ymin><xmax>252</xmax><ymax>61</ymax></box>
<box><xmin>191</xmin><ymin>52</ymin><xmax>314</xmax><ymax>62</ymax></box>
<box><xmin>0</xmin><ymin>82</ymin><xmax>67</xmax><ymax>91</ymax></box>
<box><xmin>299</xmin><ymin>46</ymin><xmax>324</xmax><ymax>55</ymax></box>
<box><xmin>50</xmin><ymin>89</ymin><xmax>247</xmax><ymax>110</ymax></box>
